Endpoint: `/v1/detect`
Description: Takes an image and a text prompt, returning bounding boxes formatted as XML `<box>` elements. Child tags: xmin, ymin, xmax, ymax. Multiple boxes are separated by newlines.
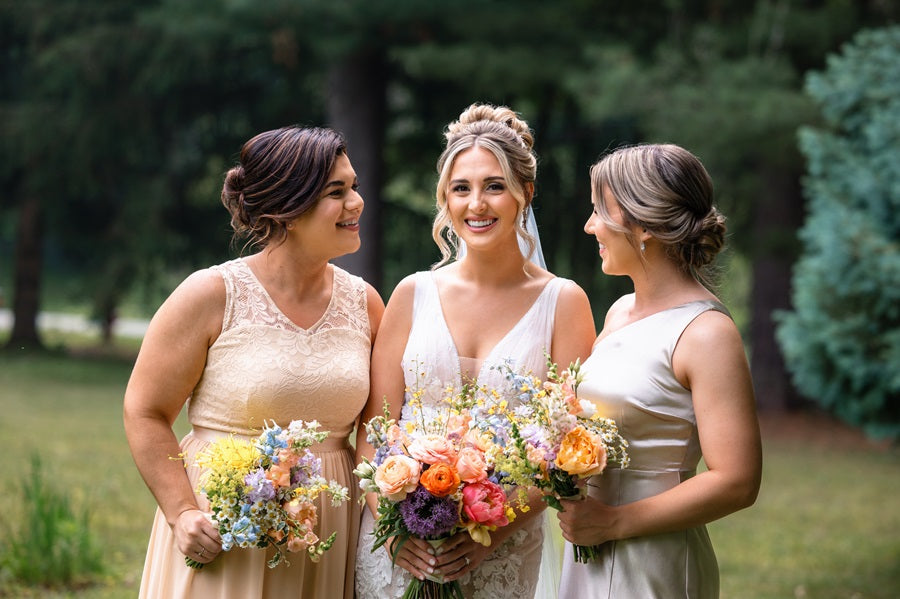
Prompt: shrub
<box><xmin>0</xmin><ymin>453</ymin><xmax>105</xmax><ymax>588</ymax></box>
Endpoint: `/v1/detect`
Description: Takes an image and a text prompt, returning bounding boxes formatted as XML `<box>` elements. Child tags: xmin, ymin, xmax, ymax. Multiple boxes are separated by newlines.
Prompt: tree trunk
<box><xmin>7</xmin><ymin>194</ymin><xmax>43</xmax><ymax>349</ymax></box>
<box><xmin>325</xmin><ymin>47</ymin><xmax>387</xmax><ymax>291</ymax></box>
<box><xmin>750</xmin><ymin>168</ymin><xmax>804</xmax><ymax>412</ymax></box>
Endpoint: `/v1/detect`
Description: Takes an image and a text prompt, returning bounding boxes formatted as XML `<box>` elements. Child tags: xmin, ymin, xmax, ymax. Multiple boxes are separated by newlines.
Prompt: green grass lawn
<box><xmin>0</xmin><ymin>345</ymin><xmax>898</xmax><ymax>598</ymax></box>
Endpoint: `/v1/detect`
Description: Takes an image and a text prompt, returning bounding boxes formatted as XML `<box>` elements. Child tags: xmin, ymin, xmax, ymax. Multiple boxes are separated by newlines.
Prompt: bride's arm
<box><xmin>557</xmin><ymin>310</ymin><xmax>762</xmax><ymax>544</ymax></box>
<box><xmin>355</xmin><ymin>276</ymin><xmax>443</xmax><ymax>579</ymax></box>
<box><xmin>355</xmin><ymin>275</ymin><xmax>414</xmax><ymax>512</ymax></box>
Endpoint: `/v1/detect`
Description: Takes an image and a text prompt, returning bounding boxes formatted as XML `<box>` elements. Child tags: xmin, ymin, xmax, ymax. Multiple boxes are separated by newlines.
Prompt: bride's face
<box><xmin>445</xmin><ymin>146</ymin><xmax>520</xmax><ymax>254</ymax></box>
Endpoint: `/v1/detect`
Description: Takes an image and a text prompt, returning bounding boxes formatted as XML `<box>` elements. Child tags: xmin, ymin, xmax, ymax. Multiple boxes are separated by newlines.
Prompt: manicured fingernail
<box><xmin>427</xmin><ymin>547</ymin><xmax>435</xmax><ymax>555</ymax></box>
<box><xmin>429</xmin><ymin>558</ymin><xmax>436</xmax><ymax>566</ymax></box>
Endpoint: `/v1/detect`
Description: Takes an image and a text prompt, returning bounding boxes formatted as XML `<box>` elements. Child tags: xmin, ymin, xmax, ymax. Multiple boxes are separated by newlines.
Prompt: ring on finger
<box><xmin>464</xmin><ymin>556</ymin><xmax>470</xmax><ymax>567</ymax></box>
<box><xmin>197</xmin><ymin>548</ymin><xmax>206</xmax><ymax>558</ymax></box>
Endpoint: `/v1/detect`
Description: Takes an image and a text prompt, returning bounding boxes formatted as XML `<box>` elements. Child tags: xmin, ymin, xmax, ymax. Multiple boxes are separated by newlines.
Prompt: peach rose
<box><xmin>374</xmin><ymin>454</ymin><xmax>421</xmax><ymax>501</ymax></box>
<box><xmin>447</xmin><ymin>413</ymin><xmax>471</xmax><ymax>439</ymax></box>
<box><xmin>555</xmin><ymin>426</ymin><xmax>607</xmax><ymax>476</ymax></box>
<box><xmin>455</xmin><ymin>447</ymin><xmax>488</xmax><ymax>483</ymax></box>
<box><xmin>419</xmin><ymin>463</ymin><xmax>461</xmax><ymax>497</ymax></box>
<box><xmin>407</xmin><ymin>434</ymin><xmax>458</xmax><ymax>465</ymax></box>
<box><xmin>386</xmin><ymin>424</ymin><xmax>407</xmax><ymax>446</ymax></box>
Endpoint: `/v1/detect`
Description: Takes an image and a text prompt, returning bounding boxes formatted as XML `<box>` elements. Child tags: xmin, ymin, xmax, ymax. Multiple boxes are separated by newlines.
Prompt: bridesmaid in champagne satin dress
<box><xmin>557</xmin><ymin>144</ymin><xmax>762</xmax><ymax>599</ymax></box>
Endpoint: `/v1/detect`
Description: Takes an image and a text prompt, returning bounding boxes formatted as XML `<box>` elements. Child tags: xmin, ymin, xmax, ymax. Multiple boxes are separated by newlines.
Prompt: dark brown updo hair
<box><xmin>590</xmin><ymin>143</ymin><xmax>727</xmax><ymax>287</ymax></box>
<box><xmin>432</xmin><ymin>103</ymin><xmax>538</xmax><ymax>266</ymax></box>
<box><xmin>221</xmin><ymin>126</ymin><xmax>346</xmax><ymax>248</ymax></box>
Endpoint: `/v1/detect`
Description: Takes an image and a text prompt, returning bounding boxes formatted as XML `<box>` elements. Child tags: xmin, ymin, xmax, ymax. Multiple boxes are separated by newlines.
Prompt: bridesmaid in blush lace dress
<box><xmin>124</xmin><ymin>126</ymin><xmax>384</xmax><ymax>599</ymax></box>
<box><xmin>556</xmin><ymin>144</ymin><xmax>762</xmax><ymax>599</ymax></box>
<box><xmin>355</xmin><ymin>104</ymin><xmax>596</xmax><ymax>599</ymax></box>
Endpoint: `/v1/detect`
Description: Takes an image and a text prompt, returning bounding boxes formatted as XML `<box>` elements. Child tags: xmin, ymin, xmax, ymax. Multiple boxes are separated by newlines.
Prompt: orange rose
<box><xmin>419</xmin><ymin>463</ymin><xmax>461</xmax><ymax>497</ymax></box>
<box><xmin>375</xmin><ymin>455</ymin><xmax>421</xmax><ymax>501</ymax></box>
<box><xmin>555</xmin><ymin>426</ymin><xmax>607</xmax><ymax>476</ymax></box>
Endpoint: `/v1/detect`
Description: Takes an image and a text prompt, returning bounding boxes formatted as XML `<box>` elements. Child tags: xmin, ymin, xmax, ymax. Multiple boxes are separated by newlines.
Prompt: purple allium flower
<box><xmin>245</xmin><ymin>468</ymin><xmax>275</xmax><ymax>503</ymax></box>
<box><xmin>399</xmin><ymin>486</ymin><xmax>458</xmax><ymax>538</ymax></box>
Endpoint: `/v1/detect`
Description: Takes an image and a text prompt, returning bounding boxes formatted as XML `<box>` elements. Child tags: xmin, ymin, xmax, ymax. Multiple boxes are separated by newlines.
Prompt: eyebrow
<box><xmin>450</xmin><ymin>176</ymin><xmax>505</xmax><ymax>184</ymax></box>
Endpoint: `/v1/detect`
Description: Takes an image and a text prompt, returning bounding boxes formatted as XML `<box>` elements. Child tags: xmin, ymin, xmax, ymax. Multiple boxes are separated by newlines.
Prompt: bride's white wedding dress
<box><xmin>355</xmin><ymin>270</ymin><xmax>568</xmax><ymax>599</ymax></box>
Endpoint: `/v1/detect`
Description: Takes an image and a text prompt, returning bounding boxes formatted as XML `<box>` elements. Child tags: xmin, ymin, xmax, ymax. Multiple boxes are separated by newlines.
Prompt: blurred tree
<box><xmin>562</xmin><ymin>0</ymin><xmax>895</xmax><ymax>411</ymax></box>
<box><xmin>777</xmin><ymin>26</ymin><xmax>900</xmax><ymax>439</ymax></box>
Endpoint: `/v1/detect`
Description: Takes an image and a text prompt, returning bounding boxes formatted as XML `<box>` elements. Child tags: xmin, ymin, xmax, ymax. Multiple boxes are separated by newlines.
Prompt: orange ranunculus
<box><xmin>419</xmin><ymin>463</ymin><xmax>461</xmax><ymax>497</ymax></box>
<box><xmin>555</xmin><ymin>426</ymin><xmax>607</xmax><ymax>476</ymax></box>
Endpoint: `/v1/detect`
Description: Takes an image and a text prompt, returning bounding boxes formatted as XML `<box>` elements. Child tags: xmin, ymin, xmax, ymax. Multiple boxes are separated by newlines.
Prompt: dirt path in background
<box><xmin>759</xmin><ymin>409</ymin><xmax>894</xmax><ymax>452</ymax></box>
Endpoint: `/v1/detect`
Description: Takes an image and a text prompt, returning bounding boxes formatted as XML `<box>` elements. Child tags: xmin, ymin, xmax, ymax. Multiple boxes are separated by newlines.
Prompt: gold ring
<box><xmin>464</xmin><ymin>556</ymin><xmax>470</xmax><ymax>567</ymax></box>
<box><xmin>198</xmin><ymin>548</ymin><xmax>205</xmax><ymax>558</ymax></box>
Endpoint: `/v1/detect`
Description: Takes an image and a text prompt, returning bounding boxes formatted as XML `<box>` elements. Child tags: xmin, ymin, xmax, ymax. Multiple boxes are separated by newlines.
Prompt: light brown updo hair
<box><xmin>590</xmin><ymin>143</ymin><xmax>727</xmax><ymax>287</ymax></box>
<box><xmin>432</xmin><ymin>103</ymin><xmax>537</xmax><ymax>267</ymax></box>
<box><xmin>221</xmin><ymin>126</ymin><xmax>346</xmax><ymax>249</ymax></box>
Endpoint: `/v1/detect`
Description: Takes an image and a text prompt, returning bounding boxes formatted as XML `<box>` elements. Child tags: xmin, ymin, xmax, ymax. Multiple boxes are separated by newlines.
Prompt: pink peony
<box><xmin>461</xmin><ymin>480</ymin><xmax>509</xmax><ymax>528</ymax></box>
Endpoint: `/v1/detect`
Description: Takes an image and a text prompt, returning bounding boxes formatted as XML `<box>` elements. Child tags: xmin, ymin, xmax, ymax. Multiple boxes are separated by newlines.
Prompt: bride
<box><xmin>354</xmin><ymin>103</ymin><xmax>596</xmax><ymax>599</ymax></box>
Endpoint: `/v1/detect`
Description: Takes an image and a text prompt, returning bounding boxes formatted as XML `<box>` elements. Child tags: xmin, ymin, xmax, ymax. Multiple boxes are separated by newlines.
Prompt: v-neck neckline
<box><xmin>240</xmin><ymin>258</ymin><xmax>336</xmax><ymax>334</ymax></box>
<box><xmin>427</xmin><ymin>271</ymin><xmax>555</xmax><ymax>384</ymax></box>
<box><xmin>594</xmin><ymin>298</ymin><xmax>722</xmax><ymax>347</ymax></box>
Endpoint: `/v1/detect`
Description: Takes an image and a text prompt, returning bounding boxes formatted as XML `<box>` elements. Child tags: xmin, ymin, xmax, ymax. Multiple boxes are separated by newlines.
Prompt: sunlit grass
<box><xmin>0</xmin><ymin>345</ymin><xmax>897</xmax><ymax>598</ymax></box>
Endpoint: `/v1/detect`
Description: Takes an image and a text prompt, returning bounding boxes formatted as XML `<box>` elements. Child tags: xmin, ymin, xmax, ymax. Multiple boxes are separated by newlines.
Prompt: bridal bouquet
<box><xmin>354</xmin><ymin>376</ymin><xmax>519</xmax><ymax>599</ymax></box>
<box><xmin>494</xmin><ymin>357</ymin><xmax>629</xmax><ymax>563</ymax></box>
<box><xmin>186</xmin><ymin>420</ymin><xmax>350</xmax><ymax>569</ymax></box>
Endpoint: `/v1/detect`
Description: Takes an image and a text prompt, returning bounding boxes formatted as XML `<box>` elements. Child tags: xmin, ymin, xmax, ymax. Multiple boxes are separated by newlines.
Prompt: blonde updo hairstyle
<box><xmin>221</xmin><ymin>126</ymin><xmax>346</xmax><ymax>250</ymax></box>
<box><xmin>432</xmin><ymin>103</ymin><xmax>537</xmax><ymax>267</ymax></box>
<box><xmin>590</xmin><ymin>144</ymin><xmax>727</xmax><ymax>287</ymax></box>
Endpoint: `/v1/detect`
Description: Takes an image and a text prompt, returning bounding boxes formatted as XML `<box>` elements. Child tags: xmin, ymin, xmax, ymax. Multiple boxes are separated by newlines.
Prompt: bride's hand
<box><xmin>430</xmin><ymin>531</ymin><xmax>493</xmax><ymax>582</ymax></box>
<box><xmin>387</xmin><ymin>536</ymin><xmax>444</xmax><ymax>581</ymax></box>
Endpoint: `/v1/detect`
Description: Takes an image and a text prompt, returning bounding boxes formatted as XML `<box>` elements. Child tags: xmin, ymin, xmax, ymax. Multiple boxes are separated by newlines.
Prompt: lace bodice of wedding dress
<box><xmin>356</xmin><ymin>270</ymin><xmax>567</xmax><ymax>599</ymax></box>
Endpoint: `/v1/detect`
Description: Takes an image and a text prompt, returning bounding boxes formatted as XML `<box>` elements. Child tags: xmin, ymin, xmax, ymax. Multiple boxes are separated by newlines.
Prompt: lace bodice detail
<box><xmin>187</xmin><ymin>258</ymin><xmax>371</xmax><ymax>440</ymax></box>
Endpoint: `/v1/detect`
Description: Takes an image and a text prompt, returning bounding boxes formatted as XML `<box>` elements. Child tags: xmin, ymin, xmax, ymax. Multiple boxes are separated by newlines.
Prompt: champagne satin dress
<box><xmin>559</xmin><ymin>300</ymin><xmax>727</xmax><ymax>599</ymax></box>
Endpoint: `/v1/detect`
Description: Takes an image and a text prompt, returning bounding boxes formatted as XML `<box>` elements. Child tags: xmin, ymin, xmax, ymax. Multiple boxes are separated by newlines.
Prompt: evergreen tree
<box><xmin>777</xmin><ymin>26</ymin><xmax>900</xmax><ymax>439</ymax></box>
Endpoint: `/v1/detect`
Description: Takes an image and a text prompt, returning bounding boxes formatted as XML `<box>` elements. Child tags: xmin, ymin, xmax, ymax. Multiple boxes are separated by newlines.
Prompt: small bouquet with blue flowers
<box><xmin>185</xmin><ymin>420</ymin><xmax>349</xmax><ymax>569</ymax></box>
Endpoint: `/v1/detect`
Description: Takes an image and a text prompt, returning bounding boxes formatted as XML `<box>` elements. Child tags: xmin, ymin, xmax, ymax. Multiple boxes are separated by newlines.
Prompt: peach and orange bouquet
<box><xmin>354</xmin><ymin>376</ymin><xmax>518</xmax><ymax>599</ymax></box>
<box><xmin>494</xmin><ymin>357</ymin><xmax>629</xmax><ymax>563</ymax></box>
